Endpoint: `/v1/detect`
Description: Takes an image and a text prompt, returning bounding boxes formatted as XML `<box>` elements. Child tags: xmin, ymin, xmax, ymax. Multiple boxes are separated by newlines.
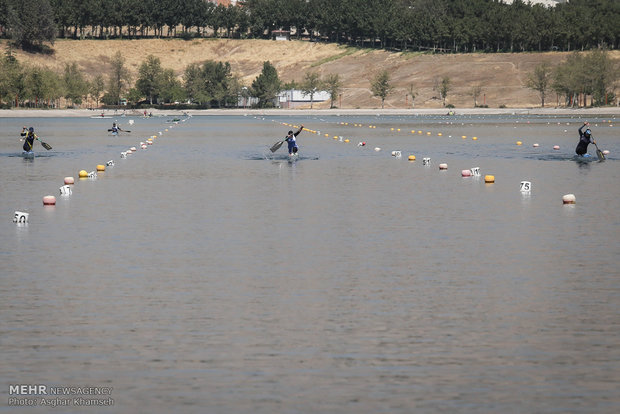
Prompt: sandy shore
<box><xmin>1</xmin><ymin>107</ymin><xmax>619</xmax><ymax>118</ymax></box>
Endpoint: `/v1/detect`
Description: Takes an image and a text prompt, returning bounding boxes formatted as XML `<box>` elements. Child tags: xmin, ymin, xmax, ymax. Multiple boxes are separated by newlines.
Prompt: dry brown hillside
<box><xmin>4</xmin><ymin>38</ymin><xmax>619</xmax><ymax>109</ymax></box>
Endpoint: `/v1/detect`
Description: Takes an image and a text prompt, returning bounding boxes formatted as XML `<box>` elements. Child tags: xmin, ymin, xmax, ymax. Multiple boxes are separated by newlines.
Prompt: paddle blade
<box><xmin>597</xmin><ymin>149</ymin><xmax>605</xmax><ymax>161</ymax></box>
<box><xmin>41</xmin><ymin>142</ymin><xmax>52</xmax><ymax>150</ymax></box>
<box><xmin>270</xmin><ymin>140</ymin><xmax>284</xmax><ymax>152</ymax></box>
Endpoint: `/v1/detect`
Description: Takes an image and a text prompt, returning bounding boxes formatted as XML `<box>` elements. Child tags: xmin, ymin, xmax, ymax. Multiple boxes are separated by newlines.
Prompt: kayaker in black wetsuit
<box><xmin>576</xmin><ymin>121</ymin><xmax>594</xmax><ymax>156</ymax></box>
<box><xmin>20</xmin><ymin>127</ymin><xmax>37</xmax><ymax>152</ymax></box>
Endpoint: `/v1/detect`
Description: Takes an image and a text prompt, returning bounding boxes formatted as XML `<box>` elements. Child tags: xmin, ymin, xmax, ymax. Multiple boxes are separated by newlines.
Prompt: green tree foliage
<box><xmin>371</xmin><ymin>70</ymin><xmax>393</xmax><ymax>109</ymax></box>
<box><xmin>104</xmin><ymin>51</ymin><xmax>130</xmax><ymax>105</ymax></box>
<box><xmin>439</xmin><ymin>76</ymin><xmax>451</xmax><ymax>107</ymax></box>
<box><xmin>63</xmin><ymin>62</ymin><xmax>89</xmax><ymax>106</ymax></box>
<box><xmin>183</xmin><ymin>60</ymin><xmax>237</xmax><ymax>107</ymax></box>
<box><xmin>300</xmin><ymin>71</ymin><xmax>321</xmax><ymax>109</ymax></box>
<box><xmin>89</xmin><ymin>74</ymin><xmax>106</xmax><ymax>107</ymax></box>
<box><xmin>136</xmin><ymin>55</ymin><xmax>164</xmax><ymax>104</ymax></box>
<box><xmin>0</xmin><ymin>50</ymin><xmax>24</xmax><ymax>106</ymax></box>
<box><xmin>6</xmin><ymin>0</ymin><xmax>56</xmax><ymax>51</ymax></box>
<box><xmin>323</xmin><ymin>73</ymin><xmax>342</xmax><ymax>109</ymax></box>
<box><xmin>251</xmin><ymin>61</ymin><xmax>281</xmax><ymax>108</ymax></box>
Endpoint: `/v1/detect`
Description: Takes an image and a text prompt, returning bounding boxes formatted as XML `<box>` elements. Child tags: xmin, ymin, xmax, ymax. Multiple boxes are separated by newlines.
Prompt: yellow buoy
<box><xmin>79</xmin><ymin>170</ymin><xmax>88</xmax><ymax>178</ymax></box>
<box><xmin>408</xmin><ymin>155</ymin><xmax>416</xmax><ymax>161</ymax></box>
<box><xmin>438</xmin><ymin>133</ymin><xmax>443</xmax><ymax>136</ymax></box>
<box><xmin>96</xmin><ymin>165</ymin><xmax>106</xmax><ymax>172</ymax></box>
<box><xmin>462</xmin><ymin>135</ymin><xmax>467</xmax><ymax>139</ymax></box>
<box><xmin>485</xmin><ymin>175</ymin><xmax>495</xmax><ymax>183</ymax></box>
<box><xmin>472</xmin><ymin>137</ymin><xmax>478</xmax><ymax>140</ymax></box>
<box><xmin>344</xmin><ymin>139</ymin><xmax>350</xmax><ymax>143</ymax></box>
<box><xmin>516</xmin><ymin>141</ymin><xmax>522</xmax><ymax>146</ymax></box>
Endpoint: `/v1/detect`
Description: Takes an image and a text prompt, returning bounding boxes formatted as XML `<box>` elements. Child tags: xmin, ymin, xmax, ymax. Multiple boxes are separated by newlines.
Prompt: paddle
<box><xmin>107</xmin><ymin>129</ymin><xmax>131</xmax><ymax>133</ymax></box>
<box><xmin>36</xmin><ymin>137</ymin><xmax>52</xmax><ymax>150</ymax></box>
<box><xmin>593</xmin><ymin>140</ymin><xmax>605</xmax><ymax>161</ymax></box>
<box><xmin>270</xmin><ymin>139</ymin><xmax>285</xmax><ymax>152</ymax></box>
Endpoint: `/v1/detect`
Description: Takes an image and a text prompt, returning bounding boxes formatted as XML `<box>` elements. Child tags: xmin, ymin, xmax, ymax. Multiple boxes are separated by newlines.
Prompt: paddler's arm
<box><xmin>294</xmin><ymin>125</ymin><xmax>304</xmax><ymax>137</ymax></box>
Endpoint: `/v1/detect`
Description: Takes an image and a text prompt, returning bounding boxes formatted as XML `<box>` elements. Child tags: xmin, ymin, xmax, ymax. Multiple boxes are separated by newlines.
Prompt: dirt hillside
<box><xmin>4</xmin><ymin>38</ymin><xmax>619</xmax><ymax>109</ymax></box>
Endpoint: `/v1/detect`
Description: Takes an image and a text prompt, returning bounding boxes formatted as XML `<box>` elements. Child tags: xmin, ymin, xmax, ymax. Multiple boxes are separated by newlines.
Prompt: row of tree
<box><xmin>1</xmin><ymin>0</ymin><xmax>618</xmax><ymax>53</ymax></box>
<box><xmin>0</xmin><ymin>48</ymin><xmax>616</xmax><ymax>110</ymax></box>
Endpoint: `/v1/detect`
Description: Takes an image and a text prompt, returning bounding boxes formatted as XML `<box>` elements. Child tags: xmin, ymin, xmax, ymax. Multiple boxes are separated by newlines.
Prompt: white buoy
<box><xmin>563</xmin><ymin>194</ymin><xmax>576</xmax><ymax>204</ymax></box>
<box><xmin>439</xmin><ymin>163</ymin><xmax>448</xmax><ymax>170</ymax></box>
<box><xmin>128</xmin><ymin>119</ymin><xmax>134</xmax><ymax>125</ymax></box>
<box><xmin>533</xmin><ymin>143</ymin><xmax>539</xmax><ymax>148</ymax></box>
<box><xmin>603</xmin><ymin>150</ymin><xmax>610</xmax><ymax>155</ymax></box>
<box><xmin>141</xmin><ymin>144</ymin><xmax>147</xmax><ymax>149</ymax></box>
<box><xmin>64</xmin><ymin>177</ymin><xmax>75</xmax><ymax>185</ymax></box>
<box><xmin>374</xmin><ymin>147</ymin><xmax>381</xmax><ymax>152</ymax></box>
<box><xmin>13</xmin><ymin>211</ymin><xmax>29</xmax><ymax>224</ymax></box>
<box><xmin>553</xmin><ymin>145</ymin><xmax>560</xmax><ymax>150</ymax></box>
<box><xmin>43</xmin><ymin>195</ymin><xmax>56</xmax><ymax>205</ymax></box>
<box><xmin>461</xmin><ymin>169</ymin><xmax>472</xmax><ymax>177</ymax></box>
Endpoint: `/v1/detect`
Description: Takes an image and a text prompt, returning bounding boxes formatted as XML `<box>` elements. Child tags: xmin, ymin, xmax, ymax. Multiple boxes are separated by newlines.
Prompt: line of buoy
<box><xmin>16</xmin><ymin>114</ymin><xmax>191</xmax><ymax>224</ymax></box>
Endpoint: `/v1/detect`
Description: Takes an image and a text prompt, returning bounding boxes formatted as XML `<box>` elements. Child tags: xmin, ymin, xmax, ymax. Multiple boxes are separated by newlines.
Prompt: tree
<box><xmin>439</xmin><ymin>76</ymin><xmax>451</xmax><ymax>107</ymax></box>
<box><xmin>526</xmin><ymin>62</ymin><xmax>552</xmax><ymax>107</ymax></box>
<box><xmin>300</xmin><ymin>71</ymin><xmax>321</xmax><ymax>109</ymax></box>
<box><xmin>470</xmin><ymin>83</ymin><xmax>483</xmax><ymax>107</ymax></box>
<box><xmin>6</xmin><ymin>0</ymin><xmax>56</xmax><ymax>51</ymax></box>
<box><xmin>323</xmin><ymin>73</ymin><xmax>342</xmax><ymax>109</ymax></box>
<box><xmin>105</xmin><ymin>51</ymin><xmax>130</xmax><ymax>105</ymax></box>
<box><xmin>371</xmin><ymin>70</ymin><xmax>393</xmax><ymax>109</ymax></box>
<box><xmin>89</xmin><ymin>74</ymin><xmax>106</xmax><ymax>108</ymax></box>
<box><xmin>63</xmin><ymin>62</ymin><xmax>89</xmax><ymax>106</ymax></box>
<box><xmin>0</xmin><ymin>50</ymin><xmax>24</xmax><ymax>106</ymax></box>
<box><xmin>136</xmin><ymin>55</ymin><xmax>164</xmax><ymax>104</ymax></box>
<box><xmin>251</xmin><ymin>61</ymin><xmax>281</xmax><ymax>108</ymax></box>
<box><xmin>408</xmin><ymin>83</ymin><xmax>417</xmax><ymax>109</ymax></box>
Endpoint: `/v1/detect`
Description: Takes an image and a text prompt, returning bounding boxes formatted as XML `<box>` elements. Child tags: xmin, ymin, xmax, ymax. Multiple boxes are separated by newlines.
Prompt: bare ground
<box><xmin>4</xmin><ymin>38</ymin><xmax>619</xmax><ymax>109</ymax></box>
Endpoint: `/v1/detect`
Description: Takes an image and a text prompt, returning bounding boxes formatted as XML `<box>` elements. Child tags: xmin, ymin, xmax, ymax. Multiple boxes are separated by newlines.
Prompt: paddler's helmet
<box><xmin>29</xmin><ymin>127</ymin><xmax>34</xmax><ymax>133</ymax></box>
<box><xmin>585</xmin><ymin>129</ymin><xmax>591</xmax><ymax>137</ymax></box>
<box><xmin>288</xmin><ymin>130</ymin><xmax>293</xmax><ymax>135</ymax></box>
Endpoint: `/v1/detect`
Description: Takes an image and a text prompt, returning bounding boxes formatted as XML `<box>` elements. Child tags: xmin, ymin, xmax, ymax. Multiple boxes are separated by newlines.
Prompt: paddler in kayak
<box><xmin>285</xmin><ymin>124</ymin><xmax>304</xmax><ymax>155</ymax></box>
<box><xmin>109</xmin><ymin>122</ymin><xmax>126</xmax><ymax>134</ymax></box>
<box><xmin>20</xmin><ymin>126</ymin><xmax>38</xmax><ymax>152</ymax></box>
<box><xmin>575</xmin><ymin>121</ymin><xmax>595</xmax><ymax>156</ymax></box>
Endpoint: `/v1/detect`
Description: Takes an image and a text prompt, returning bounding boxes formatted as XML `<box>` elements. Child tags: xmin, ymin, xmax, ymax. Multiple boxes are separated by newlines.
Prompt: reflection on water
<box><xmin>1</xmin><ymin>114</ymin><xmax>619</xmax><ymax>413</ymax></box>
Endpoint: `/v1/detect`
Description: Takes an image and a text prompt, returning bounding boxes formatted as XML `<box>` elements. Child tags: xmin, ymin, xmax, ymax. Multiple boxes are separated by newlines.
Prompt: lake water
<box><xmin>1</xmin><ymin>113</ymin><xmax>619</xmax><ymax>413</ymax></box>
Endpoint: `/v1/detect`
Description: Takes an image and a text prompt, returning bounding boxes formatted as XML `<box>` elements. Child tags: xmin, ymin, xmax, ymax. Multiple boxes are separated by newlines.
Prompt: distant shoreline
<box><xmin>1</xmin><ymin>107</ymin><xmax>619</xmax><ymax>118</ymax></box>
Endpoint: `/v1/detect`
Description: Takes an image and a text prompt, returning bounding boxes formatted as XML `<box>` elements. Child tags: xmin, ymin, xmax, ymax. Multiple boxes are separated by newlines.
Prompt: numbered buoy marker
<box><xmin>470</xmin><ymin>167</ymin><xmax>481</xmax><ymax>176</ymax></box>
<box><xmin>120</xmin><ymin>152</ymin><xmax>127</xmax><ymax>158</ymax></box>
<box><xmin>422</xmin><ymin>157</ymin><xmax>431</xmax><ymax>166</ymax></box>
<box><xmin>128</xmin><ymin>119</ymin><xmax>134</xmax><ymax>125</ymax></box>
<box><xmin>106</xmin><ymin>160</ymin><xmax>115</xmax><ymax>167</ymax></box>
<box><xmin>520</xmin><ymin>181</ymin><xmax>532</xmax><ymax>192</ymax></box>
<box><xmin>59</xmin><ymin>185</ymin><xmax>72</xmax><ymax>196</ymax></box>
<box><xmin>391</xmin><ymin>151</ymin><xmax>402</xmax><ymax>158</ymax></box>
<box><xmin>87</xmin><ymin>171</ymin><xmax>97</xmax><ymax>179</ymax></box>
<box><xmin>13</xmin><ymin>211</ymin><xmax>29</xmax><ymax>224</ymax></box>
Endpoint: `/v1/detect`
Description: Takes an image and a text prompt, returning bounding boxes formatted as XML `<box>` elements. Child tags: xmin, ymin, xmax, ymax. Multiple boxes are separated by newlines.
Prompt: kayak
<box><xmin>22</xmin><ymin>151</ymin><xmax>35</xmax><ymax>159</ymax></box>
<box><xmin>288</xmin><ymin>153</ymin><xmax>299</xmax><ymax>163</ymax></box>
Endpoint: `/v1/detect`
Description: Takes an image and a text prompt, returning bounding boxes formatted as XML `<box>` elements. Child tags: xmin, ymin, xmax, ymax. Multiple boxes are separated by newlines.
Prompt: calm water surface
<box><xmin>1</xmin><ymin>114</ymin><xmax>619</xmax><ymax>413</ymax></box>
